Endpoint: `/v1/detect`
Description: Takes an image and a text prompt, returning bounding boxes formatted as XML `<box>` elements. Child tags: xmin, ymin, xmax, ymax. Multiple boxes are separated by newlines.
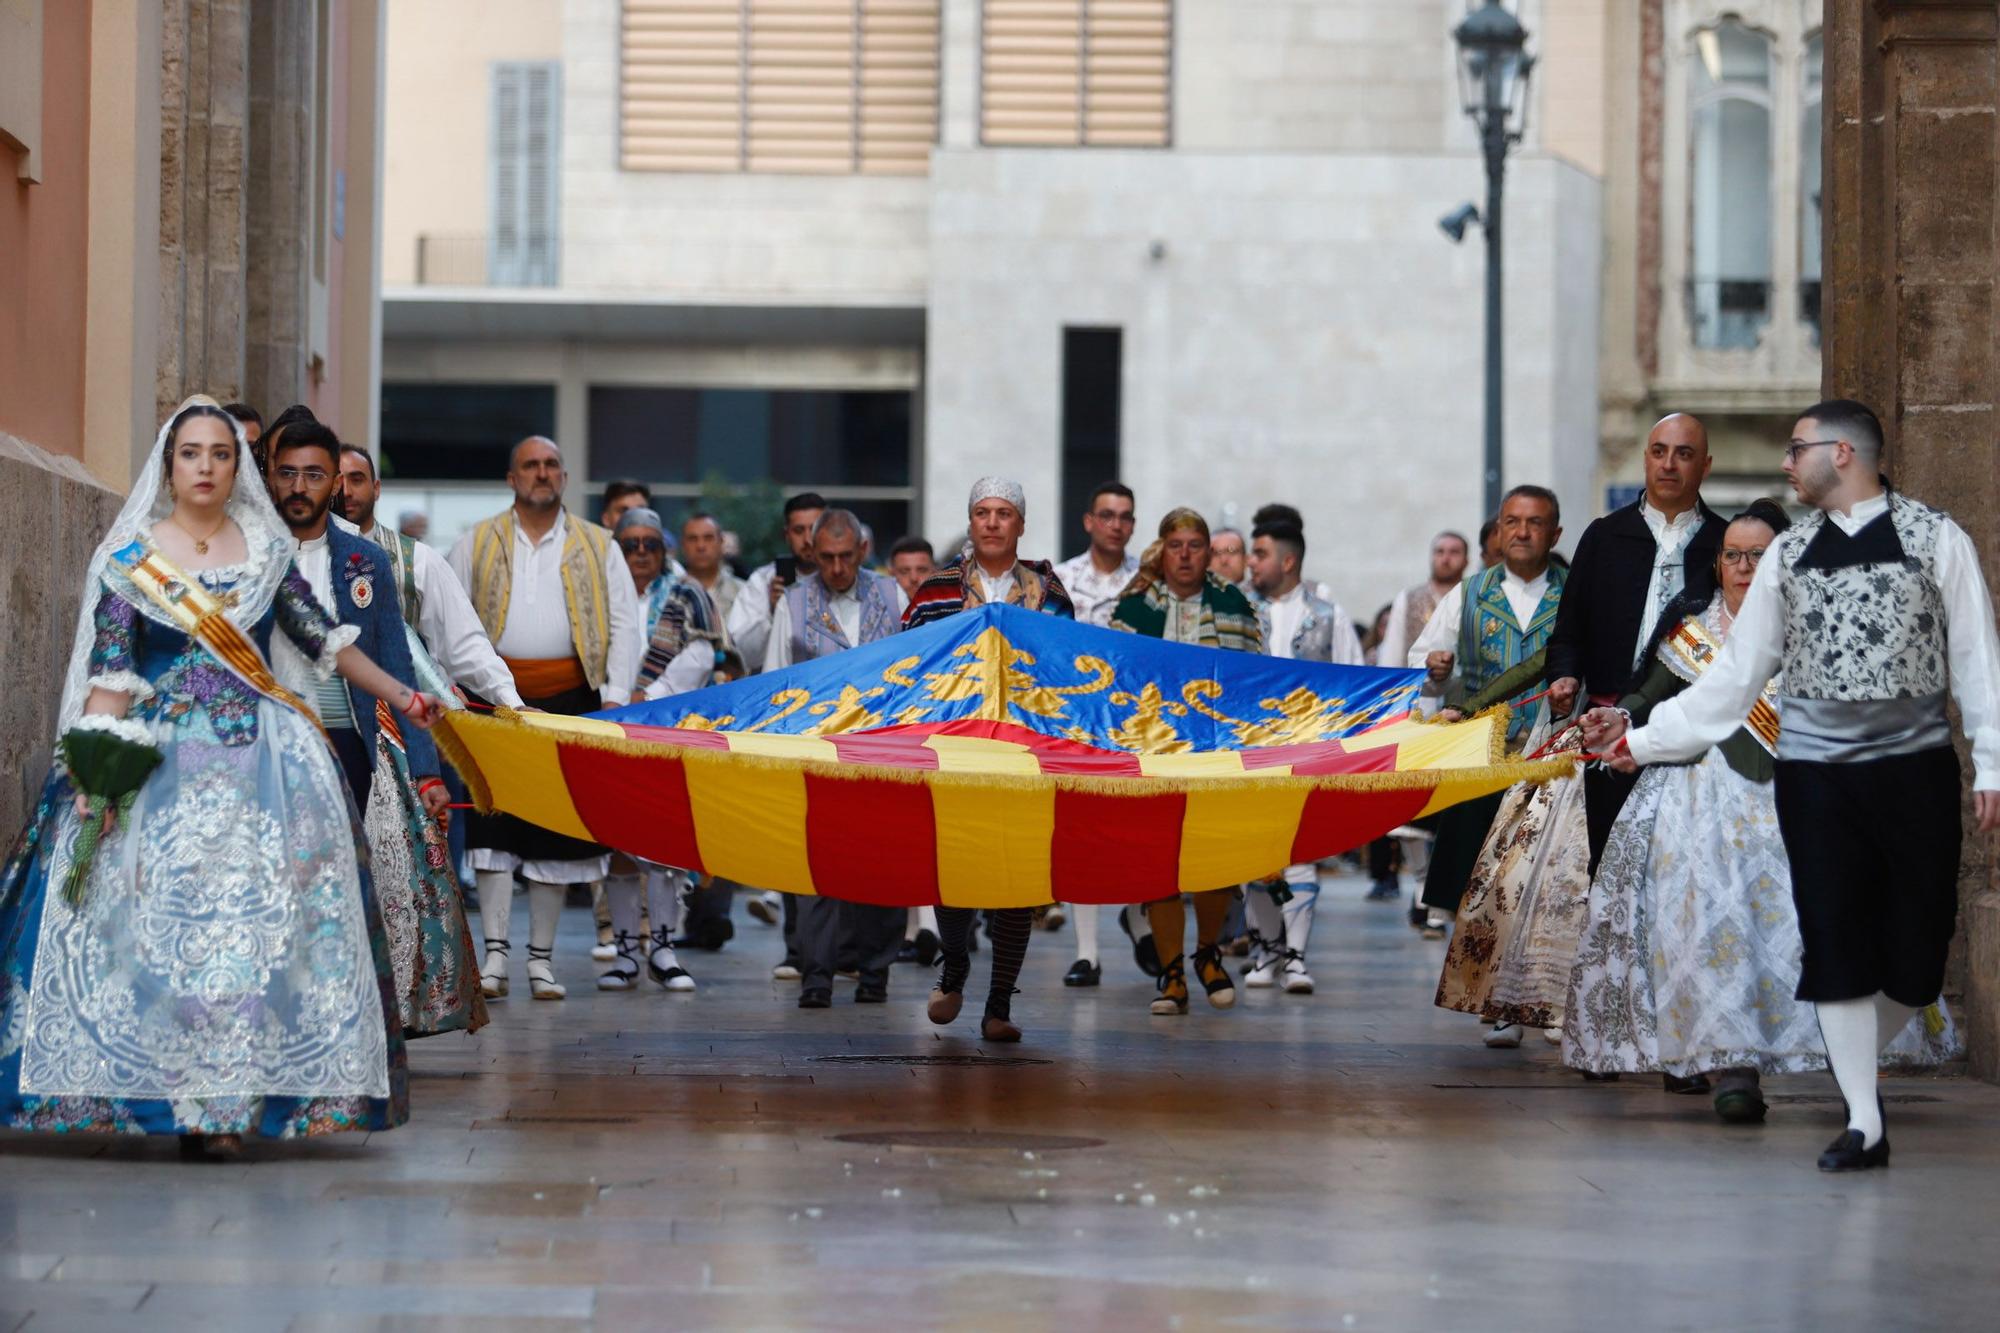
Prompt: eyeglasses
<box><xmin>1091</xmin><ymin>510</ymin><xmax>1136</xmax><ymax>525</ymax></box>
<box><xmin>1785</xmin><ymin>439</ymin><xmax>1840</xmax><ymax>463</ymax></box>
<box><xmin>619</xmin><ymin>537</ymin><xmax>666</xmax><ymax>555</ymax></box>
<box><xmin>273</xmin><ymin>466</ymin><xmax>331</xmax><ymax>486</ymax></box>
<box><xmin>1718</xmin><ymin>548</ymin><xmax>1767</xmax><ymax>567</ymax></box>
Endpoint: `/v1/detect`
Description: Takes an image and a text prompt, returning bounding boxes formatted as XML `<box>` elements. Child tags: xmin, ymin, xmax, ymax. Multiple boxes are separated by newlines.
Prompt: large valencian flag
<box><xmin>435</xmin><ymin>603</ymin><xmax>1572</xmax><ymax>908</ymax></box>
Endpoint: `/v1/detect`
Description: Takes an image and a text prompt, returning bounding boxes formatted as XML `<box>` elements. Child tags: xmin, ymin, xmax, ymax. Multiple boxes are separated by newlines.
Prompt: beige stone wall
<box><xmin>0</xmin><ymin>436</ymin><xmax>125</xmax><ymax>836</ymax></box>
<box><xmin>379</xmin><ymin>0</ymin><xmax>562</xmax><ymax>286</ymax></box>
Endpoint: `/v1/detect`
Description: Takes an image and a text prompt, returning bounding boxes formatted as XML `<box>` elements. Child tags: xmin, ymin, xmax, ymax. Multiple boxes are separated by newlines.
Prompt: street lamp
<box><xmin>1450</xmin><ymin>0</ymin><xmax>1534</xmax><ymax>520</ymax></box>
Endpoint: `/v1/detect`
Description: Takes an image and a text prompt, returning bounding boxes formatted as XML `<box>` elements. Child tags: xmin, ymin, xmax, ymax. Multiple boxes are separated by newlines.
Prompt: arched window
<box><xmin>1801</xmin><ymin>30</ymin><xmax>1823</xmax><ymax>345</ymax></box>
<box><xmin>1687</xmin><ymin>20</ymin><xmax>1773</xmax><ymax>350</ymax></box>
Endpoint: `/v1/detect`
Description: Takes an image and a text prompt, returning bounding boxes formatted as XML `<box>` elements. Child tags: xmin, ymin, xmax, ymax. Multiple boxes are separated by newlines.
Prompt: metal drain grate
<box><xmin>830</xmin><ymin>1130</ymin><xmax>1102</xmax><ymax>1150</ymax></box>
<box><xmin>807</xmin><ymin>1054</ymin><xmax>1053</xmax><ymax>1067</ymax></box>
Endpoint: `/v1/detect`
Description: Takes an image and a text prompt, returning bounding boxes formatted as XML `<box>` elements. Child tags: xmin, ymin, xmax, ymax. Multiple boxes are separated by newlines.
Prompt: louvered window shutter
<box><xmin>981</xmin><ymin>0</ymin><xmax>1170</xmax><ymax>147</ymax></box>
<box><xmin>620</xmin><ymin>0</ymin><xmax>938</xmax><ymax>174</ymax></box>
<box><xmin>491</xmin><ymin>61</ymin><xmax>562</xmax><ymax>285</ymax></box>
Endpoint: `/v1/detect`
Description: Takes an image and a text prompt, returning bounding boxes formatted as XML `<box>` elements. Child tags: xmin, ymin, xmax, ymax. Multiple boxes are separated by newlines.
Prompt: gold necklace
<box><xmin>167</xmin><ymin>512</ymin><xmax>228</xmax><ymax>556</ymax></box>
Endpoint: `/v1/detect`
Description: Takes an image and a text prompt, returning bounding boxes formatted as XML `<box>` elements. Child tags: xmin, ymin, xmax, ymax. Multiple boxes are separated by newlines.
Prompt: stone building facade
<box><xmin>0</xmin><ymin>0</ymin><xmax>385</xmax><ymax>833</ymax></box>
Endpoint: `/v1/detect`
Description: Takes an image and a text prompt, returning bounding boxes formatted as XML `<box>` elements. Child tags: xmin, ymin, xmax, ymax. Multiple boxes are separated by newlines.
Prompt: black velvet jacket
<box><xmin>1543</xmin><ymin>499</ymin><xmax>1727</xmax><ymax>696</ymax></box>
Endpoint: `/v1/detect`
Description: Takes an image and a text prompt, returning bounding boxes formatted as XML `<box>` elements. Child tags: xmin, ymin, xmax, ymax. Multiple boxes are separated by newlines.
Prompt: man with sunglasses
<box><xmin>1611</xmin><ymin>399</ymin><xmax>2000</xmax><ymax>1171</ymax></box>
<box><xmin>1545</xmin><ymin>413</ymin><xmax>1728</xmax><ymax>879</ymax></box>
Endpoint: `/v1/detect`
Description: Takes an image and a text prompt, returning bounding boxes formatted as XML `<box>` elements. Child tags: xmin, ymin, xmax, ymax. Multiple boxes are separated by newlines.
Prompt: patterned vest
<box><xmin>1457</xmin><ymin>562</ymin><xmax>1566</xmax><ymax>736</ymax></box>
<box><xmin>1774</xmin><ymin>492</ymin><xmax>1951</xmax><ymax>761</ymax></box>
<box><xmin>1402</xmin><ymin>580</ymin><xmax>1445</xmax><ymax>650</ymax></box>
<box><xmin>368</xmin><ymin>522</ymin><xmax>423</xmax><ymax>632</ymax></box>
<box><xmin>786</xmin><ymin>569</ymin><xmax>902</xmax><ymax>662</ymax></box>
<box><xmin>465</xmin><ymin>511</ymin><xmax>615</xmax><ymax>690</ymax></box>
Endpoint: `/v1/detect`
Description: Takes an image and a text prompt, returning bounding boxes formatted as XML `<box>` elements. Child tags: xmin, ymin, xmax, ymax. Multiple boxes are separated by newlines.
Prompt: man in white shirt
<box><xmin>1054</xmin><ymin>481</ymin><xmax>1140</xmax><ymax>629</ymax></box>
<box><xmin>1590</xmin><ymin>400</ymin><xmax>2000</xmax><ymax>1172</ymax></box>
<box><xmin>337</xmin><ymin>445</ymin><xmax>524</xmax><ymax>710</ymax></box>
<box><xmin>447</xmin><ymin>436</ymin><xmax>642</xmax><ymax>1002</ymax></box>
<box><xmin>769</xmin><ymin>511</ymin><xmax>910</xmax><ymax>1009</ymax></box>
<box><xmin>1375</xmin><ymin>532</ymin><xmax>1471</xmax><ymax>676</ymax></box>
<box><xmin>1545</xmin><ymin>414</ymin><xmax>1727</xmax><ymax>874</ymax></box>
<box><xmin>726</xmin><ymin>492</ymin><xmax>827</xmax><ymax>673</ymax></box>
<box><xmin>680</xmin><ymin>511</ymin><xmax>745</xmax><ymax>635</ymax></box>
<box><xmin>1405</xmin><ymin>486</ymin><xmax>1567</xmax><ymax>957</ymax></box>
<box><xmin>1245</xmin><ymin>520</ymin><xmax>1355</xmax><ymax>995</ymax></box>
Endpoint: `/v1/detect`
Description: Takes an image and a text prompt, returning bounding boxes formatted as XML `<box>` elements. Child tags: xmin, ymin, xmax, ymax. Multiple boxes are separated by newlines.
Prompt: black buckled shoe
<box><xmin>1063</xmin><ymin>959</ymin><xmax>1101</xmax><ymax>988</ymax></box>
<box><xmin>1662</xmin><ymin>1072</ymin><xmax>1712</xmax><ymax>1095</ymax></box>
<box><xmin>854</xmin><ymin>983</ymin><xmax>887</xmax><ymax>1004</ymax></box>
<box><xmin>797</xmin><ymin>988</ymin><xmax>832</xmax><ymax>1009</ymax></box>
<box><xmin>1118</xmin><ymin>904</ymin><xmax>1163</xmax><ymax>978</ymax></box>
<box><xmin>1817</xmin><ymin>1129</ymin><xmax>1890</xmax><ymax>1172</ymax></box>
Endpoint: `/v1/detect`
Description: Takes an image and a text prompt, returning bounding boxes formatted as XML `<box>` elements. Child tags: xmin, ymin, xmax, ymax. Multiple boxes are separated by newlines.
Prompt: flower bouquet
<box><xmin>58</xmin><ymin>715</ymin><xmax>162</xmax><ymax>905</ymax></box>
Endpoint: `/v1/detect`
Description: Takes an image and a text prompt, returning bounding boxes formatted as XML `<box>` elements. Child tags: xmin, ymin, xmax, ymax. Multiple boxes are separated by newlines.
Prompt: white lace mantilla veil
<box><xmin>54</xmin><ymin>394</ymin><xmax>297</xmax><ymax>737</ymax></box>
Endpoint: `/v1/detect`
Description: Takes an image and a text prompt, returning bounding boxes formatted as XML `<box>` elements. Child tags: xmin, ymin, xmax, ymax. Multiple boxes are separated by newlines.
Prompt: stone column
<box><xmin>156</xmin><ymin>0</ymin><xmax>250</xmax><ymax>422</ymax></box>
<box><xmin>1822</xmin><ymin>0</ymin><xmax>2000</xmax><ymax>1077</ymax></box>
<box><xmin>244</xmin><ymin>0</ymin><xmax>314</xmax><ymax>416</ymax></box>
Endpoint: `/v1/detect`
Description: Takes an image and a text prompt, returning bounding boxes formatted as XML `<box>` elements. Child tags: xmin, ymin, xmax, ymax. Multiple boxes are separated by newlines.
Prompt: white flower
<box><xmin>65</xmin><ymin>714</ymin><xmax>157</xmax><ymax>748</ymax></box>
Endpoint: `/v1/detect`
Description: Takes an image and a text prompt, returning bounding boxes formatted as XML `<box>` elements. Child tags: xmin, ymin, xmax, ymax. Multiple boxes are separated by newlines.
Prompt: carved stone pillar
<box><xmin>1822</xmin><ymin>0</ymin><xmax>2000</xmax><ymax>1077</ymax></box>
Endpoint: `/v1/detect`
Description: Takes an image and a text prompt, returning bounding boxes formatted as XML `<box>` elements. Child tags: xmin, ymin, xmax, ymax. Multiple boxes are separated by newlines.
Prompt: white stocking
<box><xmin>1816</xmin><ymin>997</ymin><xmax>1884</xmax><ymax>1146</ymax></box>
<box><xmin>1280</xmin><ymin>877</ymin><xmax>1318</xmax><ymax>960</ymax></box>
<box><xmin>605</xmin><ymin>873</ymin><xmax>643</xmax><ymax>940</ymax></box>
<box><xmin>1244</xmin><ymin>888</ymin><xmax>1284</xmax><ymax>959</ymax></box>
<box><xmin>527</xmin><ymin>880</ymin><xmax>567</xmax><ymax>956</ymax></box>
<box><xmin>1072</xmin><ymin>904</ymin><xmax>1100</xmax><ymax>966</ymax></box>
<box><xmin>475</xmin><ymin>870</ymin><xmax>514</xmax><ymax>954</ymax></box>
<box><xmin>645</xmin><ymin>867</ymin><xmax>686</xmax><ymax>938</ymax></box>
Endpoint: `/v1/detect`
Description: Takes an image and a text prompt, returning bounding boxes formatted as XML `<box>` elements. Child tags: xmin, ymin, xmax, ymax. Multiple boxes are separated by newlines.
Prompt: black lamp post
<box><xmin>1449</xmin><ymin>0</ymin><xmax>1534</xmax><ymax>520</ymax></box>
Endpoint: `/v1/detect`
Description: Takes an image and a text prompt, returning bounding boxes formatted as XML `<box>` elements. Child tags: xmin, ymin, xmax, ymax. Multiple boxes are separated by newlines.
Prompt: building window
<box><xmin>588</xmin><ymin>385</ymin><xmax>918</xmax><ymax>544</ymax></box>
<box><xmin>619</xmin><ymin>1</ymin><xmax>940</xmax><ymax>176</ymax></box>
<box><xmin>981</xmin><ymin>0</ymin><xmax>1172</xmax><ymax>147</ymax></box>
<box><xmin>380</xmin><ymin>382</ymin><xmax>558</xmax><ymax>480</ymax></box>
<box><xmin>1059</xmin><ymin>328</ymin><xmax>1121</xmax><ymax>561</ymax></box>
<box><xmin>1800</xmin><ymin>29</ymin><xmax>1822</xmax><ymax>346</ymax></box>
<box><xmin>1686</xmin><ymin>19</ymin><xmax>1772</xmax><ymax>351</ymax></box>
<box><xmin>491</xmin><ymin>62</ymin><xmax>561</xmax><ymax>286</ymax></box>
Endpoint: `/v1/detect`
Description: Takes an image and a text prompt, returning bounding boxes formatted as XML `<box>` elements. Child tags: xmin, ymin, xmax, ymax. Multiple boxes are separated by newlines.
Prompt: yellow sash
<box><xmin>466</xmin><ymin>511</ymin><xmax>614</xmax><ymax>690</ymax></box>
<box><xmin>109</xmin><ymin>540</ymin><xmax>331</xmax><ymax>743</ymax></box>
<box><xmin>1659</xmin><ymin>615</ymin><xmax>1780</xmax><ymax>755</ymax></box>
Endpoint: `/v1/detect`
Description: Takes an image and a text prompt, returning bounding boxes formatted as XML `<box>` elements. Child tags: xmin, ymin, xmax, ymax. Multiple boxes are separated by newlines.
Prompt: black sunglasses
<box><xmin>619</xmin><ymin>537</ymin><xmax>666</xmax><ymax>555</ymax></box>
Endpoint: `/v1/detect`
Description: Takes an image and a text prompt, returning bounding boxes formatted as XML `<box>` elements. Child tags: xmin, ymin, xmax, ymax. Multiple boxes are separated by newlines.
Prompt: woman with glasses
<box><xmin>1565</xmin><ymin>500</ymin><xmax>1947</xmax><ymax>1122</ymax></box>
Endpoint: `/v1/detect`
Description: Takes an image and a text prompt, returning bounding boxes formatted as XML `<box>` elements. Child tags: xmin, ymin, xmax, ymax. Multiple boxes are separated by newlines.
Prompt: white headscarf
<box><xmin>55</xmin><ymin>395</ymin><xmax>295</xmax><ymax>737</ymax></box>
<box><xmin>967</xmin><ymin>476</ymin><xmax>1025</xmax><ymax>519</ymax></box>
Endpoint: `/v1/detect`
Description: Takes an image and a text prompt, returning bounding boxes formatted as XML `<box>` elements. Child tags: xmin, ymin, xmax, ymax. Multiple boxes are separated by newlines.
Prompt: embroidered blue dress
<box><xmin>0</xmin><ymin>554</ymin><xmax>409</xmax><ymax>1137</ymax></box>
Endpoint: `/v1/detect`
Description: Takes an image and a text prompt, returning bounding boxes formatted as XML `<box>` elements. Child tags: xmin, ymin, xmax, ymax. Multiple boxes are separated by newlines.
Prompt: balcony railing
<box><xmin>1686</xmin><ymin>277</ymin><xmax>1772</xmax><ymax>351</ymax></box>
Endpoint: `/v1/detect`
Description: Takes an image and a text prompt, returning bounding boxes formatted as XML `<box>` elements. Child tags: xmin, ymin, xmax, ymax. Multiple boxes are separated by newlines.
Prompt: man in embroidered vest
<box><xmin>447</xmin><ymin>436</ymin><xmax>642</xmax><ymax>1002</ymax></box>
<box><xmin>905</xmin><ymin>477</ymin><xmax>1075</xmax><ymax>1042</ymax></box>
<box><xmin>1109</xmin><ymin>507</ymin><xmax>1264</xmax><ymax>1018</ymax></box>
<box><xmin>1546</xmin><ymin>413</ymin><xmax>1727</xmax><ymax>874</ymax></box>
<box><xmin>758</xmin><ymin>510</ymin><xmax>911</xmax><ymax>1009</ymax></box>
<box><xmin>1609</xmin><ymin>400</ymin><xmax>2000</xmax><ymax>1172</ymax></box>
<box><xmin>337</xmin><ymin>445</ymin><xmax>523</xmax><ymax>711</ymax></box>
<box><xmin>1406</xmin><ymin>485</ymin><xmax>1567</xmax><ymax>927</ymax></box>
<box><xmin>1240</xmin><ymin>520</ymin><xmax>1354</xmax><ymax>997</ymax></box>
<box><xmin>265</xmin><ymin>420</ymin><xmax>446</xmax><ymax>821</ymax></box>
<box><xmin>1375</xmin><ymin>532</ymin><xmax>1471</xmax><ymax>683</ymax></box>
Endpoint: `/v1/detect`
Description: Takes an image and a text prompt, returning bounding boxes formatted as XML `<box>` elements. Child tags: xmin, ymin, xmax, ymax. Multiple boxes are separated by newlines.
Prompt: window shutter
<box><xmin>621</xmin><ymin>0</ymin><xmax>747</xmax><ymax>172</ymax></box>
<box><xmin>981</xmin><ymin>0</ymin><xmax>1169</xmax><ymax>147</ymax></box>
<box><xmin>620</xmin><ymin>0</ymin><xmax>938</xmax><ymax>175</ymax></box>
<box><xmin>490</xmin><ymin>61</ymin><xmax>562</xmax><ymax>285</ymax></box>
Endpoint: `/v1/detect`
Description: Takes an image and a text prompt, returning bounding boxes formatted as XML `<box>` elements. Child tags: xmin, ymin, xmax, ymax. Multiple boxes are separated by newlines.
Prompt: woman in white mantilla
<box><xmin>0</xmin><ymin>398</ymin><xmax>442</xmax><ymax>1160</ymax></box>
<box><xmin>1567</xmin><ymin>501</ymin><xmax>1951</xmax><ymax>1122</ymax></box>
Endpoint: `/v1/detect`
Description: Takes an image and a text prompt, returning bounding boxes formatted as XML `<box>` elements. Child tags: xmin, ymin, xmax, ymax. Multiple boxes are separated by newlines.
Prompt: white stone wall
<box><xmin>922</xmin><ymin>148</ymin><xmax>1603</xmax><ymax>620</ymax></box>
<box><xmin>559</xmin><ymin>0</ymin><xmax>930</xmax><ymax>303</ymax></box>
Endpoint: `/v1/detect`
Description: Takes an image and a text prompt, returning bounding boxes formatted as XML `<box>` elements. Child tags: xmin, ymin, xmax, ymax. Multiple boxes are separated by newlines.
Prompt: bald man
<box><xmin>448</xmin><ymin>435</ymin><xmax>642</xmax><ymax>1002</ymax></box>
<box><xmin>1546</xmin><ymin>413</ymin><xmax>1728</xmax><ymax>874</ymax></box>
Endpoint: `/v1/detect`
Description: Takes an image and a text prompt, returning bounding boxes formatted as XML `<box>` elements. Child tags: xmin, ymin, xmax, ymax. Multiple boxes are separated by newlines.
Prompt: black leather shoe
<box><xmin>1662</xmin><ymin>1072</ymin><xmax>1712</xmax><ymax>1095</ymax></box>
<box><xmin>1817</xmin><ymin>1129</ymin><xmax>1890</xmax><ymax>1172</ymax></box>
<box><xmin>1578</xmin><ymin>1070</ymin><xmax>1621</xmax><ymax>1082</ymax></box>
<box><xmin>798</xmin><ymin>988</ymin><xmax>832</xmax><ymax>1009</ymax></box>
<box><xmin>911</xmin><ymin>928</ymin><xmax>939</xmax><ymax>967</ymax></box>
<box><xmin>854</xmin><ymin>984</ymin><xmax>887</xmax><ymax>1004</ymax></box>
<box><xmin>1063</xmin><ymin>959</ymin><xmax>1101</xmax><ymax>988</ymax></box>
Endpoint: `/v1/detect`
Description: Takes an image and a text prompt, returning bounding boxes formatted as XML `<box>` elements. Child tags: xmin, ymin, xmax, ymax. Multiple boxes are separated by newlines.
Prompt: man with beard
<box><xmin>1375</xmin><ymin>532</ymin><xmax>1471</xmax><ymax>680</ymax></box>
<box><xmin>336</xmin><ymin>444</ymin><xmax>522</xmax><ymax>710</ymax></box>
<box><xmin>1607</xmin><ymin>400</ymin><xmax>2000</xmax><ymax>1171</ymax></box>
<box><xmin>265</xmin><ymin>419</ymin><xmax>447</xmax><ymax>824</ymax></box>
<box><xmin>448</xmin><ymin>436</ymin><xmax>642</xmax><ymax>1001</ymax></box>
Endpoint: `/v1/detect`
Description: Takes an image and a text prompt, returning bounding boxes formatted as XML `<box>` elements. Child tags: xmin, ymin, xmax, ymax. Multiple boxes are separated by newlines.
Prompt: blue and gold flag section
<box><xmin>437</xmin><ymin>604</ymin><xmax>1574</xmax><ymax>908</ymax></box>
